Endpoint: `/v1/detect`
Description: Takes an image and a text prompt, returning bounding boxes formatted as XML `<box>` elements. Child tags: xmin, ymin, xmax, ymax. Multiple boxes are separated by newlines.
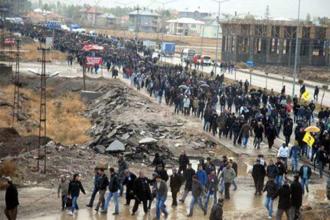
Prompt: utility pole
<box><xmin>12</xmin><ymin>39</ymin><xmax>20</xmax><ymax>126</ymax></box>
<box><xmin>214</xmin><ymin>0</ymin><xmax>221</xmax><ymax>75</ymax></box>
<box><xmin>37</xmin><ymin>47</ymin><xmax>49</xmax><ymax>173</ymax></box>
<box><xmin>292</xmin><ymin>0</ymin><xmax>301</xmax><ymax>97</ymax></box>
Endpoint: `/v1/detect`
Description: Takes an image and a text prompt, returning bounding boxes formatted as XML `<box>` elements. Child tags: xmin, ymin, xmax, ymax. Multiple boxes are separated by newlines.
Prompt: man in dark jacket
<box><xmin>263</xmin><ymin>177</ymin><xmax>277</xmax><ymax>219</ymax></box>
<box><xmin>152</xmin><ymin>153</ymin><xmax>165</xmax><ymax>169</ymax></box>
<box><xmin>187</xmin><ymin>175</ymin><xmax>206</xmax><ymax>217</ymax></box>
<box><xmin>252</xmin><ymin>159</ymin><xmax>266</xmax><ymax>195</ymax></box>
<box><xmin>86</xmin><ymin>168</ymin><xmax>100</xmax><ymax>208</ymax></box>
<box><xmin>299</xmin><ymin>164</ymin><xmax>311</xmax><ymax>193</ymax></box>
<box><xmin>169</xmin><ymin>168</ymin><xmax>182</xmax><ymax>206</ymax></box>
<box><xmin>275</xmin><ymin>180</ymin><xmax>291</xmax><ymax>220</ymax></box>
<box><xmin>4</xmin><ymin>176</ymin><xmax>19</xmax><ymax>220</ymax></box>
<box><xmin>132</xmin><ymin>171</ymin><xmax>151</xmax><ymax>215</ymax></box>
<box><xmin>180</xmin><ymin>163</ymin><xmax>196</xmax><ymax>203</ymax></box>
<box><xmin>156</xmin><ymin>165</ymin><xmax>169</xmax><ymax>182</ymax></box>
<box><xmin>122</xmin><ymin>169</ymin><xmax>137</xmax><ymax>206</ymax></box>
<box><xmin>68</xmin><ymin>173</ymin><xmax>86</xmax><ymax>215</ymax></box>
<box><xmin>178</xmin><ymin>151</ymin><xmax>190</xmax><ymax>174</ymax></box>
<box><xmin>102</xmin><ymin>167</ymin><xmax>120</xmax><ymax>215</ymax></box>
<box><xmin>95</xmin><ymin>169</ymin><xmax>109</xmax><ymax>212</ymax></box>
<box><xmin>155</xmin><ymin>175</ymin><xmax>168</xmax><ymax>220</ymax></box>
<box><xmin>266</xmin><ymin>159</ymin><xmax>278</xmax><ymax>179</ymax></box>
<box><xmin>209</xmin><ymin>198</ymin><xmax>223</xmax><ymax>220</ymax></box>
<box><xmin>290</xmin><ymin>174</ymin><xmax>303</xmax><ymax>220</ymax></box>
<box><xmin>117</xmin><ymin>156</ymin><xmax>128</xmax><ymax>196</ymax></box>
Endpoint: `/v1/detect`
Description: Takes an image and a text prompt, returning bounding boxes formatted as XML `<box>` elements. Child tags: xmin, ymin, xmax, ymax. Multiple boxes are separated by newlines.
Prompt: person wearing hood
<box><xmin>4</xmin><ymin>176</ymin><xmax>19</xmax><ymax>220</ymax></box>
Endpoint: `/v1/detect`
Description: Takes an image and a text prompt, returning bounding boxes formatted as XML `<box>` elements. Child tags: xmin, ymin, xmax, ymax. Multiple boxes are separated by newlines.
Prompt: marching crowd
<box><xmin>2</xmin><ymin>22</ymin><xmax>330</xmax><ymax>220</ymax></box>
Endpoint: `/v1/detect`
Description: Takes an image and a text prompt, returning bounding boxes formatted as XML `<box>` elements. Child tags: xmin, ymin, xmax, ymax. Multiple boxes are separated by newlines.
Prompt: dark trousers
<box><xmin>88</xmin><ymin>187</ymin><xmax>98</xmax><ymax>206</ymax></box>
<box><xmin>254</xmin><ymin>177</ymin><xmax>264</xmax><ymax>194</ymax></box>
<box><xmin>61</xmin><ymin>195</ymin><xmax>67</xmax><ymax>210</ymax></box>
<box><xmin>171</xmin><ymin>190</ymin><xmax>179</xmax><ymax>206</ymax></box>
<box><xmin>132</xmin><ymin>199</ymin><xmax>148</xmax><ymax>214</ymax></box>
<box><xmin>5</xmin><ymin>207</ymin><xmax>17</xmax><ymax>220</ymax></box>
<box><xmin>267</xmin><ymin>137</ymin><xmax>274</xmax><ymax>149</ymax></box>
<box><xmin>224</xmin><ymin>182</ymin><xmax>231</xmax><ymax>199</ymax></box>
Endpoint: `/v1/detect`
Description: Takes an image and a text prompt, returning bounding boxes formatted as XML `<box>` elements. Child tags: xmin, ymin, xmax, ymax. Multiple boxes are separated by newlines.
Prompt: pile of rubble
<box><xmin>86</xmin><ymin>86</ymin><xmax>176</xmax><ymax>163</ymax></box>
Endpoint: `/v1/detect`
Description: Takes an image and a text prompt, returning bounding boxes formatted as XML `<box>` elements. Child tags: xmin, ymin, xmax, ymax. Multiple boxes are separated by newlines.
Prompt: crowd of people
<box><xmin>3</xmin><ymin>22</ymin><xmax>330</xmax><ymax>220</ymax></box>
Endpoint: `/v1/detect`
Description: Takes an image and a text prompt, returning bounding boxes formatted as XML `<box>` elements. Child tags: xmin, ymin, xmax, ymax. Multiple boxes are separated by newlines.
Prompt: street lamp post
<box><xmin>292</xmin><ymin>0</ymin><xmax>301</xmax><ymax>97</ymax></box>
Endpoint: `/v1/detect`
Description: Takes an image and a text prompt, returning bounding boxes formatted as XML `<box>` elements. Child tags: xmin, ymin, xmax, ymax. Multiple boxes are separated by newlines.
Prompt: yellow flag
<box><xmin>301</xmin><ymin>91</ymin><xmax>311</xmax><ymax>102</ymax></box>
<box><xmin>303</xmin><ymin>132</ymin><xmax>315</xmax><ymax>147</ymax></box>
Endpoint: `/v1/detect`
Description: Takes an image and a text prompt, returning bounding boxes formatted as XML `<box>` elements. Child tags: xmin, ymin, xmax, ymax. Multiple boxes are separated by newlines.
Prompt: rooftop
<box><xmin>221</xmin><ymin>18</ymin><xmax>330</xmax><ymax>27</ymax></box>
<box><xmin>129</xmin><ymin>9</ymin><xmax>159</xmax><ymax>17</ymax></box>
<box><xmin>167</xmin><ymin>17</ymin><xmax>205</xmax><ymax>25</ymax></box>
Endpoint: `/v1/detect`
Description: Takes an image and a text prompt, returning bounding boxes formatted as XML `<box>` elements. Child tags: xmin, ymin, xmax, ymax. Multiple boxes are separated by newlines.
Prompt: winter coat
<box><xmin>191</xmin><ymin>179</ymin><xmax>204</xmax><ymax>198</ymax></box>
<box><xmin>275</xmin><ymin>161</ymin><xmax>286</xmax><ymax>176</ymax></box>
<box><xmin>108</xmin><ymin>173</ymin><xmax>120</xmax><ymax>192</ymax></box>
<box><xmin>170</xmin><ymin>173</ymin><xmax>182</xmax><ymax>193</ymax></box>
<box><xmin>209</xmin><ymin>202</ymin><xmax>223</xmax><ymax>220</ymax></box>
<box><xmin>68</xmin><ymin>180</ymin><xmax>85</xmax><ymax>197</ymax></box>
<box><xmin>222</xmin><ymin>167</ymin><xmax>236</xmax><ymax>183</ymax></box>
<box><xmin>58</xmin><ymin>181</ymin><xmax>69</xmax><ymax>196</ymax></box>
<box><xmin>290</xmin><ymin>180</ymin><xmax>303</xmax><ymax>208</ymax></box>
<box><xmin>157</xmin><ymin>169</ymin><xmax>169</xmax><ymax>182</ymax></box>
<box><xmin>184</xmin><ymin>168</ymin><xmax>196</xmax><ymax>191</ymax></box>
<box><xmin>5</xmin><ymin>183</ymin><xmax>19</xmax><ymax>210</ymax></box>
<box><xmin>122</xmin><ymin>172</ymin><xmax>137</xmax><ymax>192</ymax></box>
<box><xmin>133</xmin><ymin>177</ymin><xmax>151</xmax><ymax>201</ymax></box>
<box><xmin>179</xmin><ymin>154</ymin><xmax>189</xmax><ymax>169</ymax></box>
<box><xmin>266</xmin><ymin>164</ymin><xmax>278</xmax><ymax>179</ymax></box>
<box><xmin>156</xmin><ymin>180</ymin><xmax>168</xmax><ymax>199</ymax></box>
<box><xmin>299</xmin><ymin>165</ymin><xmax>311</xmax><ymax>179</ymax></box>
<box><xmin>276</xmin><ymin>184</ymin><xmax>291</xmax><ymax>210</ymax></box>
<box><xmin>289</xmin><ymin>145</ymin><xmax>300</xmax><ymax>159</ymax></box>
<box><xmin>206</xmin><ymin>174</ymin><xmax>218</xmax><ymax>192</ymax></box>
<box><xmin>252</xmin><ymin>164</ymin><xmax>266</xmax><ymax>180</ymax></box>
<box><xmin>263</xmin><ymin>180</ymin><xmax>277</xmax><ymax>199</ymax></box>
<box><xmin>197</xmin><ymin>170</ymin><xmax>208</xmax><ymax>186</ymax></box>
<box><xmin>97</xmin><ymin>174</ymin><xmax>109</xmax><ymax>190</ymax></box>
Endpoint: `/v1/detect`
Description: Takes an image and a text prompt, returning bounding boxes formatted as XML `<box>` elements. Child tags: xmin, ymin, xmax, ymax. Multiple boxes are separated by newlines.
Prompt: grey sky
<box><xmin>37</xmin><ymin>0</ymin><xmax>329</xmax><ymax>20</ymax></box>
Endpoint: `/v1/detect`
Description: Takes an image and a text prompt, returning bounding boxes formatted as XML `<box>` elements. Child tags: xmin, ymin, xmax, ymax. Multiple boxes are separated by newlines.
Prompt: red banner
<box><xmin>4</xmin><ymin>38</ymin><xmax>15</xmax><ymax>46</ymax></box>
<box><xmin>82</xmin><ymin>44</ymin><xmax>104</xmax><ymax>51</ymax></box>
<box><xmin>86</xmin><ymin>57</ymin><xmax>103</xmax><ymax>65</ymax></box>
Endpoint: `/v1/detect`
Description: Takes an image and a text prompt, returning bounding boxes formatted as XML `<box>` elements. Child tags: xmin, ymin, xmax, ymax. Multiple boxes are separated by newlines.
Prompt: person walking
<box><xmin>180</xmin><ymin>163</ymin><xmax>196</xmax><ymax>203</ymax></box>
<box><xmin>187</xmin><ymin>175</ymin><xmax>206</xmax><ymax>217</ymax></box>
<box><xmin>169</xmin><ymin>168</ymin><xmax>182</xmax><ymax>207</ymax></box>
<box><xmin>3</xmin><ymin>176</ymin><xmax>19</xmax><ymax>220</ymax></box>
<box><xmin>95</xmin><ymin>169</ymin><xmax>109</xmax><ymax>212</ymax></box>
<box><xmin>229</xmin><ymin>158</ymin><xmax>238</xmax><ymax>190</ymax></box>
<box><xmin>252</xmin><ymin>159</ymin><xmax>266</xmax><ymax>195</ymax></box>
<box><xmin>117</xmin><ymin>155</ymin><xmax>128</xmax><ymax>196</ymax></box>
<box><xmin>86</xmin><ymin>169</ymin><xmax>100</xmax><ymax>208</ymax></box>
<box><xmin>122</xmin><ymin>169</ymin><xmax>137</xmax><ymax>206</ymax></box>
<box><xmin>132</xmin><ymin>171</ymin><xmax>151</xmax><ymax>215</ymax></box>
<box><xmin>209</xmin><ymin>198</ymin><xmax>223</xmax><ymax>220</ymax></box>
<box><xmin>266</xmin><ymin>159</ymin><xmax>278</xmax><ymax>179</ymax></box>
<box><xmin>204</xmin><ymin>170</ymin><xmax>218</xmax><ymax>211</ymax></box>
<box><xmin>275</xmin><ymin>158</ymin><xmax>287</xmax><ymax>188</ymax></box>
<box><xmin>178</xmin><ymin>150</ymin><xmax>190</xmax><ymax>174</ymax></box>
<box><xmin>102</xmin><ymin>167</ymin><xmax>120</xmax><ymax>215</ymax></box>
<box><xmin>290</xmin><ymin>174</ymin><xmax>303</xmax><ymax>220</ymax></box>
<box><xmin>221</xmin><ymin>163</ymin><xmax>236</xmax><ymax>199</ymax></box>
<box><xmin>263</xmin><ymin>177</ymin><xmax>277</xmax><ymax>219</ymax></box>
<box><xmin>275</xmin><ymin>180</ymin><xmax>291</xmax><ymax>220</ymax></box>
<box><xmin>155</xmin><ymin>175</ymin><xmax>169</xmax><ymax>220</ymax></box>
<box><xmin>68</xmin><ymin>174</ymin><xmax>86</xmax><ymax>215</ymax></box>
<box><xmin>266</xmin><ymin>123</ymin><xmax>277</xmax><ymax>149</ymax></box>
<box><xmin>277</xmin><ymin>144</ymin><xmax>289</xmax><ymax>168</ymax></box>
<box><xmin>196</xmin><ymin>164</ymin><xmax>208</xmax><ymax>188</ymax></box>
<box><xmin>240</xmin><ymin>121</ymin><xmax>251</xmax><ymax>148</ymax></box>
<box><xmin>58</xmin><ymin>175</ymin><xmax>69</xmax><ymax>211</ymax></box>
<box><xmin>254</xmin><ymin>122</ymin><xmax>264</xmax><ymax>149</ymax></box>
<box><xmin>314</xmin><ymin>146</ymin><xmax>327</xmax><ymax>178</ymax></box>
<box><xmin>299</xmin><ymin>164</ymin><xmax>311</xmax><ymax>193</ymax></box>
<box><xmin>289</xmin><ymin>142</ymin><xmax>300</xmax><ymax>172</ymax></box>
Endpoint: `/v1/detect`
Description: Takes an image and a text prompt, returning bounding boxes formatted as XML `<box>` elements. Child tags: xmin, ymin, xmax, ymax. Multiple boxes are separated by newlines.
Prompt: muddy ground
<box><xmin>0</xmin><ymin>67</ymin><xmax>329</xmax><ymax>219</ymax></box>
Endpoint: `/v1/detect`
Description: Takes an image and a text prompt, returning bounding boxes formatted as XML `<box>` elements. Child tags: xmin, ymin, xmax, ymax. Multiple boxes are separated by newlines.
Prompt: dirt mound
<box><xmin>0</xmin><ymin>127</ymin><xmax>50</xmax><ymax>158</ymax></box>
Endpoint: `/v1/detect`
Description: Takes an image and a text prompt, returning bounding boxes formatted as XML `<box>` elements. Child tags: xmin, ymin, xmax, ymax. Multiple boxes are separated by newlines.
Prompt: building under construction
<box><xmin>220</xmin><ymin>19</ymin><xmax>330</xmax><ymax>66</ymax></box>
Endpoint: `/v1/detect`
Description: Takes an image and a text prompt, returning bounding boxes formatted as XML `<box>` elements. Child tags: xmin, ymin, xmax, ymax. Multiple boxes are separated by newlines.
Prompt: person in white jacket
<box><xmin>277</xmin><ymin>144</ymin><xmax>289</xmax><ymax>168</ymax></box>
<box><xmin>183</xmin><ymin>96</ymin><xmax>190</xmax><ymax>116</ymax></box>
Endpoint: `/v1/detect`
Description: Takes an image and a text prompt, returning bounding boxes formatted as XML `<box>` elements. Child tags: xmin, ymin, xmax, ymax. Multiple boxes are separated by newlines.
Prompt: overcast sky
<box><xmin>36</xmin><ymin>0</ymin><xmax>329</xmax><ymax>20</ymax></box>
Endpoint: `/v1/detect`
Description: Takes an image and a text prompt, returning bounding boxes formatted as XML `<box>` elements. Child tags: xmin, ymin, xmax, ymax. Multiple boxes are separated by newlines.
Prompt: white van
<box><xmin>181</xmin><ymin>48</ymin><xmax>196</xmax><ymax>63</ymax></box>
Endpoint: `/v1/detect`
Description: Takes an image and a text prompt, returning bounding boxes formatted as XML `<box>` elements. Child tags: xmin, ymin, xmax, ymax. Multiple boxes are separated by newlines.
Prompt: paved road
<box><xmin>161</xmin><ymin>56</ymin><xmax>330</xmax><ymax>107</ymax></box>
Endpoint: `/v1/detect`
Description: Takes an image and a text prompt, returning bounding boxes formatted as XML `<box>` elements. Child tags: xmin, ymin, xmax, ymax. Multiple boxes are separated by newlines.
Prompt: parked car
<box><xmin>201</xmin><ymin>55</ymin><xmax>212</xmax><ymax>66</ymax></box>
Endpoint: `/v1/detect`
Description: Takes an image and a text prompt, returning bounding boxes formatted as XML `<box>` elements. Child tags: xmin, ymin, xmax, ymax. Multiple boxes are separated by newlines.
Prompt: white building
<box><xmin>166</xmin><ymin>17</ymin><xmax>204</xmax><ymax>36</ymax></box>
